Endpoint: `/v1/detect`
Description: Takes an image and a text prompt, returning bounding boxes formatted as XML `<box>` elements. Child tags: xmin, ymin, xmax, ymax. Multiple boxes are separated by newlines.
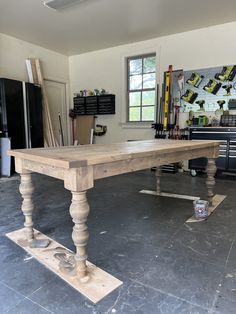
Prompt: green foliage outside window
<box><xmin>127</xmin><ymin>55</ymin><xmax>156</xmax><ymax>122</ymax></box>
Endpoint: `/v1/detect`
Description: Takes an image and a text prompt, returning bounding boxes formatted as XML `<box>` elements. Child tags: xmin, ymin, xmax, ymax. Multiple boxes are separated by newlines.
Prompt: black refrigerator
<box><xmin>0</xmin><ymin>78</ymin><xmax>44</xmax><ymax>174</ymax></box>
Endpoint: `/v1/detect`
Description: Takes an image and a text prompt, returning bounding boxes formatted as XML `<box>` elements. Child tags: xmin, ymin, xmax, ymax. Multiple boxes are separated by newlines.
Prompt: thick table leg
<box><xmin>155</xmin><ymin>166</ymin><xmax>161</xmax><ymax>195</ymax></box>
<box><xmin>206</xmin><ymin>158</ymin><xmax>217</xmax><ymax>206</ymax></box>
<box><xmin>69</xmin><ymin>191</ymin><xmax>90</xmax><ymax>282</ymax></box>
<box><xmin>19</xmin><ymin>173</ymin><xmax>34</xmax><ymax>242</ymax></box>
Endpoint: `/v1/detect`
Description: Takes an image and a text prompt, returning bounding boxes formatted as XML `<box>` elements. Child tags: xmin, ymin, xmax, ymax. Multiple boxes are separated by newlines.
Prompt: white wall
<box><xmin>0</xmin><ymin>33</ymin><xmax>70</xmax><ymax>142</ymax></box>
<box><xmin>0</xmin><ymin>33</ymin><xmax>69</xmax><ymax>82</ymax></box>
<box><xmin>69</xmin><ymin>22</ymin><xmax>236</xmax><ymax>144</ymax></box>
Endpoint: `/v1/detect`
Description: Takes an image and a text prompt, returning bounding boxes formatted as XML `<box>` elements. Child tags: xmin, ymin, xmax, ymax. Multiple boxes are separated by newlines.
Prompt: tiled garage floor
<box><xmin>0</xmin><ymin>171</ymin><xmax>236</xmax><ymax>314</ymax></box>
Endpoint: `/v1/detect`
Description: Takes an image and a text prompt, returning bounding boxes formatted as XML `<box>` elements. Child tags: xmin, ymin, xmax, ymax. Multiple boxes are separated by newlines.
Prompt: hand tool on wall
<box><xmin>177</xmin><ymin>72</ymin><xmax>184</xmax><ymax>91</ymax></box>
<box><xmin>69</xmin><ymin>109</ymin><xmax>76</xmax><ymax>144</ymax></box>
<box><xmin>152</xmin><ymin>83</ymin><xmax>165</xmax><ymax>138</ymax></box>
<box><xmin>163</xmin><ymin>65</ymin><xmax>173</xmax><ymax>131</ymax></box>
<box><xmin>173</xmin><ymin>97</ymin><xmax>181</xmax><ymax>139</ymax></box>
<box><xmin>174</xmin><ymin>70</ymin><xmax>184</xmax><ymax>139</ymax></box>
<box><xmin>58</xmin><ymin>112</ymin><xmax>64</xmax><ymax>146</ymax></box>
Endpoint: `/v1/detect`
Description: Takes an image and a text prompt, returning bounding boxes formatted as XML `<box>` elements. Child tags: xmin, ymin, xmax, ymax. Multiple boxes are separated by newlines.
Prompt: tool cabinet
<box><xmin>189</xmin><ymin>127</ymin><xmax>236</xmax><ymax>174</ymax></box>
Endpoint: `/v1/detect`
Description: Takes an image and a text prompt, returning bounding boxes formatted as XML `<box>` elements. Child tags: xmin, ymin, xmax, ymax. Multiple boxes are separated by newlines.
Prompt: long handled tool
<box><xmin>58</xmin><ymin>112</ymin><xmax>64</xmax><ymax>146</ymax></box>
<box><xmin>163</xmin><ymin>65</ymin><xmax>173</xmax><ymax>131</ymax></box>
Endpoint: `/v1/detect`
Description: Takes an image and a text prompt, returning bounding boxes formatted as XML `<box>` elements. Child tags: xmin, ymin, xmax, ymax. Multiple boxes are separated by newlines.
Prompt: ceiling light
<box><xmin>43</xmin><ymin>0</ymin><xmax>85</xmax><ymax>10</ymax></box>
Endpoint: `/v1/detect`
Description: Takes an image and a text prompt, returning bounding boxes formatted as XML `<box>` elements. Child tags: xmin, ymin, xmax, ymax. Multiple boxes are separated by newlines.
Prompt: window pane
<box><xmin>143</xmin><ymin>57</ymin><xmax>156</xmax><ymax>73</ymax></box>
<box><xmin>142</xmin><ymin>107</ymin><xmax>155</xmax><ymax>121</ymax></box>
<box><xmin>142</xmin><ymin>91</ymin><xmax>155</xmax><ymax>106</ymax></box>
<box><xmin>143</xmin><ymin>73</ymin><xmax>156</xmax><ymax>88</ymax></box>
<box><xmin>129</xmin><ymin>107</ymin><xmax>141</xmax><ymax>121</ymax></box>
<box><xmin>129</xmin><ymin>92</ymin><xmax>141</xmax><ymax>107</ymax></box>
<box><xmin>130</xmin><ymin>75</ymin><xmax>142</xmax><ymax>90</ymax></box>
<box><xmin>129</xmin><ymin>59</ymin><xmax>142</xmax><ymax>75</ymax></box>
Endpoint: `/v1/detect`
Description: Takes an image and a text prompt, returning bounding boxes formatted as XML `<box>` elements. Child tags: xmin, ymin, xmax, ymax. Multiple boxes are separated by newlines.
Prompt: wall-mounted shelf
<box><xmin>73</xmin><ymin>94</ymin><xmax>115</xmax><ymax>115</ymax></box>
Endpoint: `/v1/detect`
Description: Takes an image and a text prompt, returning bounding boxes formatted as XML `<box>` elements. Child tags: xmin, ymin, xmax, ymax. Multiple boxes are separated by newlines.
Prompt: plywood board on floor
<box><xmin>140</xmin><ymin>190</ymin><xmax>200</xmax><ymax>201</ymax></box>
<box><xmin>186</xmin><ymin>194</ymin><xmax>226</xmax><ymax>223</ymax></box>
<box><xmin>6</xmin><ymin>228</ymin><xmax>123</xmax><ymax>304</ymax></box>
<box><xmin>140</xmin><ymin>190</ymin><xmax>226</xmax><ymax>223</ymax></box>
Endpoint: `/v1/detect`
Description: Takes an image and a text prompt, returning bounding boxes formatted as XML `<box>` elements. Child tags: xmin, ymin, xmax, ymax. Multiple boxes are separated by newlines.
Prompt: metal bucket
<box><xmin>193</xmin><ymin>200</ymin><xmax>209</xmax><ymax>220</ymax></box>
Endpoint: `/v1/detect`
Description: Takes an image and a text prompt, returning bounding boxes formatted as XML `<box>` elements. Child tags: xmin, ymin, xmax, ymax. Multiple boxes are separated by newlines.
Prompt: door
<box><xmin>44</xmin><ymin>80</ymin><xmax>68</xmax><ymax>145</ymax></box>
<box><xmin>25</xmin><ymin>83</ymin><xmax>44</xmax><ymax>148</ymax></box>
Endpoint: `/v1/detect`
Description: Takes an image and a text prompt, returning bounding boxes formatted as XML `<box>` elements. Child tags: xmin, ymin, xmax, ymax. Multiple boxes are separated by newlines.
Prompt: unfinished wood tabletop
<box><xmin>8</xmin><ymin>139</ymin><xmax>220</xmax><ymax>169</ymax></box>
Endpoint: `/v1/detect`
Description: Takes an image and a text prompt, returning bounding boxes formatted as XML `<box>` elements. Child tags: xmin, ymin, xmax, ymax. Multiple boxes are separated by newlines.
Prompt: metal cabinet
<box><xmin>189</xmin><ymin>127</ymin><xmax>236</xmax><ymax>173</ymax></box>
<box><xmin>0</xmin><ymin>78</ymin><xmax>43</xmax><ymax>175</ymax></box>
<box><xmin>228</xmin><ymin>140</ymin><xmax>236</xmax><ymax>171</ymax></box>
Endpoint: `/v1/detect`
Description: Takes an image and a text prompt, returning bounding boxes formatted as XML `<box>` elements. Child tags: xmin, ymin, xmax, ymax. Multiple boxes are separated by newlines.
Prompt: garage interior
<box><xmin>1</xmin><ymin>1</ymin><xmax>236</xmax><ymax>313</ymax></box>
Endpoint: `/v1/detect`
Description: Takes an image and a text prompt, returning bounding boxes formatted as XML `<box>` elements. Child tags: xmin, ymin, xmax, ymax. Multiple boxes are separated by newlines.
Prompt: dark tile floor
<box><xmin>0</xmin><ymin>171</ymin><xmax>236</xmax><ymax>314</ymax></box>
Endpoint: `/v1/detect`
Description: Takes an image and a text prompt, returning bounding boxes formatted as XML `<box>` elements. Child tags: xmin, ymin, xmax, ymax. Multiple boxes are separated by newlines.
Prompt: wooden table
<box><xmin>8</xmin><ymin>139</ymin><xmax>219</xmax><ymax>283</ymax></box>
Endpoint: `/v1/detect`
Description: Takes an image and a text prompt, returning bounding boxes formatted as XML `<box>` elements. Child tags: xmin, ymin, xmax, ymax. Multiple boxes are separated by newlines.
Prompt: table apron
<box><xmin>94</xmin><ymin>146</ymin><xmax>218</xmax><ymax>180</ymax></box>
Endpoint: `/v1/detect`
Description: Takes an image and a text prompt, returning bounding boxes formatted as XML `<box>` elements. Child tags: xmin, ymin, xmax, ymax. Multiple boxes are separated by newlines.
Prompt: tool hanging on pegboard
<box><xmin>94</xmin><ymin>124</ymin><xmax>107</xmax><ymax>136</ymax></box>
<box><xmin>153</xmin><ymin>65</ymin><xmax>173</xmax><ymax>139</ymax></box>
<box><xmin>152</xmin><ymin>66</ymin><xmax>186</xmax><ymax>139</ymax></box>
<box><xmin>163</xmin><ymin>65</ymin><xmax>173</xmax><ymax>131</ymax></box>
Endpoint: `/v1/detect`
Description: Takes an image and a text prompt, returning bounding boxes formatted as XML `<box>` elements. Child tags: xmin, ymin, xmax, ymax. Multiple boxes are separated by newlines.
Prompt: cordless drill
<box><xmin>222</xmin><ymin>84</ymin><xmax>232</xmax><ymax>96</ymax></box>
<box><xmin>195</xmin><ymin>100</ymin><xmax>205</xmax><ymax>111</ymax></box>
<box><xmin>217</xmin><ymin>100</ymin><xmax>225</xmax><ymax>110</ymax></box>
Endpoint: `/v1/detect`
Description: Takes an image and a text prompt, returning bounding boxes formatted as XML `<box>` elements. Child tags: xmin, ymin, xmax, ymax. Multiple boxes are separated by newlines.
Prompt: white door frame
<box><xmin>44</xmin><ymin>78</ymin><xmax>71</xmax><ymax>145</ymax></box>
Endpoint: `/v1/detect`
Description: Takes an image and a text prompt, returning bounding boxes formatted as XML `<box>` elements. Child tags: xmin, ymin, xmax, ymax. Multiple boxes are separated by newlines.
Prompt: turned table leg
<box><xmin>206</xmin><ymin>158</ymin><xmax>217</xmax><ymax>206</ymax></box>
<box><xmin>155</xmin><ymin>166</ymin><xmax>161</xmax><ymax>195</ymax></box>
<box><xmin>19</xmin><ymin>173</ymin><xmax>34</xmax><ymax>242</ymax></box>
<box><xmin>69</xmin><ymin>191</ymin><xmax>90</xmax><ymax>282</ymax></box>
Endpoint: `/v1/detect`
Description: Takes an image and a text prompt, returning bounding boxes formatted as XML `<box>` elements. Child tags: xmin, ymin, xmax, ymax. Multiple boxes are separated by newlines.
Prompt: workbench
<box><xmin>8</xmin><ymin>139</ymin><xmax>220</xmax><ymax>301</ymax></box>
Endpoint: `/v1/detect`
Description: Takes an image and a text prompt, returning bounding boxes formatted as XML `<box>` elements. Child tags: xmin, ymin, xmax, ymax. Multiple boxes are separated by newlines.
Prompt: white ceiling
<box><xmin>1</xmin><ymin>0</ymin><xmax>236</xmax><ymax>56</ymax></box>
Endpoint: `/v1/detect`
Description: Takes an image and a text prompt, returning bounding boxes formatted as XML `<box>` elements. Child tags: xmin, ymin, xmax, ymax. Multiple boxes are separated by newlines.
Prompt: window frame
<box><xmin>127</xmin><ymin>53</ymin><xmax>156</xmax><ymax>123</ymax></box>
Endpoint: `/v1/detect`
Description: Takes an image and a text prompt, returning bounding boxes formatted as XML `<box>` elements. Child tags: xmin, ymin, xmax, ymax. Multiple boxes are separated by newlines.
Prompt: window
<box><xmin>127</xmin><ymin>54</ymin><xmax>156</xmax><ymax>122</ymax></box>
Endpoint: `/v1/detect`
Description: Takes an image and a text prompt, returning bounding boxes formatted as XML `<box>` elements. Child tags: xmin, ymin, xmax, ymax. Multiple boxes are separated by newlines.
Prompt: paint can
<box><xmin>193</xmin><ymin>200</ymin><xmax>209</xmax><ymax>220</ymax></box>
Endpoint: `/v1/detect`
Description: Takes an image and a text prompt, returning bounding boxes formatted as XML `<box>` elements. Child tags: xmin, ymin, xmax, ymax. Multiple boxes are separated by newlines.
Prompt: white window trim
<box><xmin>120</xmin><ymin>122</ymin><xmax>153</xmax><ymax>129</ymax></box>
<box><xmin>120</xmin><ymin>47</ymin><xmax>160</xmax><ymax>128</ymax></box>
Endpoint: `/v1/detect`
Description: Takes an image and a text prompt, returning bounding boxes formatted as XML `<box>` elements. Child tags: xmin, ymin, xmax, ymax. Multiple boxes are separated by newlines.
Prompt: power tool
<box><xmin>217</xmin><ymin>100</ymin><xmax>225</xmax><ymax>110</ymax></box>
<box><xmin>203</xmin><ymin>79</ymin><xmax>222</xmax><ymax>95</ymax></box>
<box><xmin>94</xmin><ymin>124</ymin><xmax>107</xmax><ymax>136</ymax></box>
<box><xmin>215</xmin><ymin>65</ymin><xmax>236</xmax><ymax>81</ymax></box>
<box><xmin>186</xmin><ymin>110</ymin><xmax>194</xmax><ymax>126</ymax></box>
<box><xmin>186</xmin><ymin>72</ymin><xmax>204</xmax><ymax>88</ymax></box>
<box><xmin>195</xmin><ymin>100</ymin><xmax>205</xmax><ymax>111</ymax></box>
<box><xmin>222</xmin><ymin>84</ymin><xmax>233</xmax><ymax>96</ymax></box>
<box><xmin>181</xmin><ymin>89</ymin><xmax>198</xmax><ymax>104</ymax></box>
<box><xmin>198</xmin><ymin>115</ymin><xmax>208</xmax><ymax>126</ymax></box>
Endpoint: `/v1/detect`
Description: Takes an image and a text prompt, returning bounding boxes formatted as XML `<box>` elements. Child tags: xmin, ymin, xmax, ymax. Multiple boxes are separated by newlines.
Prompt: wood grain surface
<box><xmin>8</xmin><ymin>139</ymin><xmax>220</xmax><ymax>169</ymax></box>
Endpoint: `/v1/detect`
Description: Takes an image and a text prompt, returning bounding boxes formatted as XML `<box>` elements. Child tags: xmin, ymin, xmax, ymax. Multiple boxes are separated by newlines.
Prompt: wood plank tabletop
<box><xmin>8</xmin><ymin>139</ymin><xmax>220</xmax><ymax>169</ymax></box>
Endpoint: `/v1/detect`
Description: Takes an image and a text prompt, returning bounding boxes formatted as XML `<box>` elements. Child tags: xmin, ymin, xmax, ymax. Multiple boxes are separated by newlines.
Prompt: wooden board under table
<box><xmin>8</xmin><ymin>139</ymin><xmax>220</xmax><ymax>302</ymax></box>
